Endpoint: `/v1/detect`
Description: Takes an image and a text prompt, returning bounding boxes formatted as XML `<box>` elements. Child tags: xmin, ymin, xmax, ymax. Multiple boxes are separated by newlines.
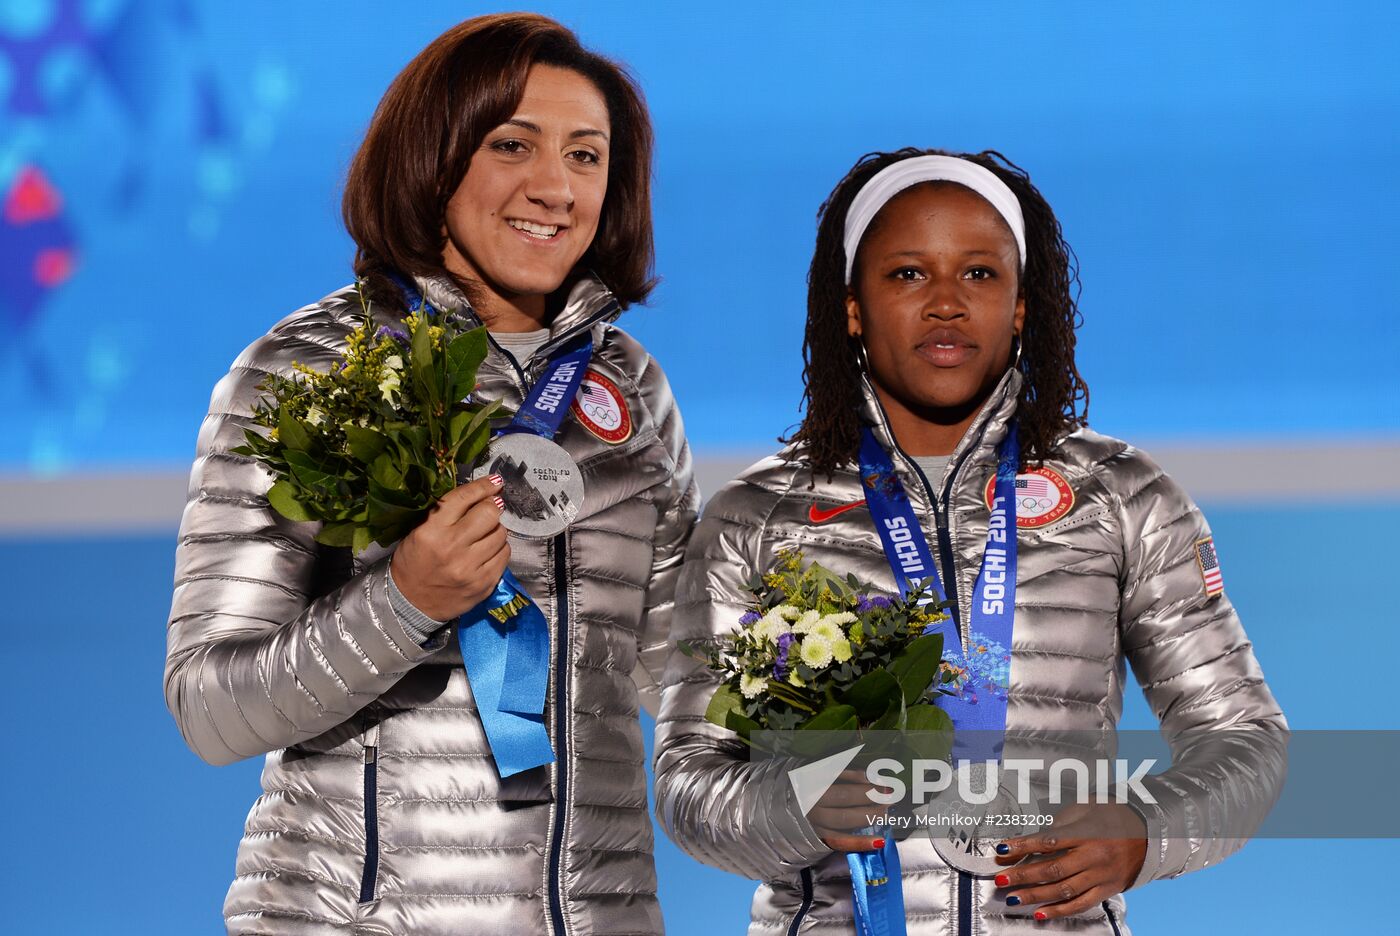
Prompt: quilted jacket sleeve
<box><xmin>164</xmin><ymin>315</ymin><xmax>449</xmax><ymax>767</ymax></box>
<box><xmin>631</xmin><ymin>354</ymin><xmax>700</xmax><ymax>719</ymax></box>
<box><xmin>652</xmin><ymin>471</ymin><xmax>835</xmax><ymax>881</ymax></box>
<box><xmin>1111</xmin><ymin>447</ymin><xmax>1289</xmax><ymax>888</ymax></box>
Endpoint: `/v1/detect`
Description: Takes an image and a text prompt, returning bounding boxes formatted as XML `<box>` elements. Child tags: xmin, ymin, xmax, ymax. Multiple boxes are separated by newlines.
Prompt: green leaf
<box><xmin>315</xmin><ymin>521</ymin><xmax>356</xmax><ymax>547</ymax></box>
<box><xmin>902</xmin><ymin>703</ymin><xmax>954</xmax><ymax>762</ymax></box>
<box><xmin>454</xmin><ymin>420</ymin><xmax>491</xmax><ymax>470</ymax></box>
<box><xmin>410</xmin><ymin>313</ymin><xmax>439</xmax><ymax>408</ymax></box>
<box><xmin>889</xmin><ymin>632</ymin><xmax>945</xmax><ymax>705</ymax></box>
<box><xmin>369</xmin><ymin>453</ymin><xmax>406</xmax><ymax>492</ymax></box>
<box><xmin>286</xmin><ymin>453</ymin><xmax>340</xmax><ymax>492</ymax></box>
<box><xmin>351</xmin><ymin>525</ymin><xmax>373</xmax><ymax>555</ymax></box>
<box><xmin>704</xmin><ymin>683</ymin><xmax>744</xmax><ymax>729</ymax></box>
<box><xmin>725</xmin><ymin>709</ymin><xmax>759</xmax><ymax>742</ymax></box>
<box><xmin>838</xmin><ymin>669</ymin><xmax>901</xmax><ymax>724</ymax></box>
<box><xmin>344</xmin><ymin>425</ymin><xmax>389</xmax><ymax>463</ymax></box>
<box><xmin>800</xmin><ymin>704</ymin><xmax>859</xmax><ymax>732</ymax></box>
<box><xmin>266</xmin><ymin>480</ymin><xmax>314</xmax><ymax>522</ymax></box>
<box><xmin>445</xmin><ymin>328</ymin><xmax>489</xmax><ymax>402</ymax></box>
<box><xmin>277</xmin><ymin>408</ymin><xmax>313</xmax><ymax>452</ymax></box>
<box><xmin>366</xmin><ymin>490</ymin><xmax>422</xmax><ymax>531</ymax></box>
<box><xmin>393</xmin><ymin>425</ymin><xmax>432</xmax><ymax>468</ymax></box>
<box><xmin>872</xmin><ymin>694</ymin><xmax>906</xmax><ymax>732</ymax></box>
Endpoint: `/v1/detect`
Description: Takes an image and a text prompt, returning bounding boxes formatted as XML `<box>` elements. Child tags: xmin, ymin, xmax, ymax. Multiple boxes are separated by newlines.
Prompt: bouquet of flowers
<box><xmin>685</xmin><ymin>549</ymin><xmax>957</xmax><ymax>758</ymax></box>
<box><xmin>231</xmin><ymin>287</ymin><xmax>502</xmax><ymax>553</ymax></box>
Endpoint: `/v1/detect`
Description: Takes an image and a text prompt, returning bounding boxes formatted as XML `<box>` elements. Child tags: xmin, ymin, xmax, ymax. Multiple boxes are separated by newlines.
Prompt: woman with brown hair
<box><xmin>165</xmin><ymin>14</ymin><xmax>696</xmax><ymax>935</ymax></box>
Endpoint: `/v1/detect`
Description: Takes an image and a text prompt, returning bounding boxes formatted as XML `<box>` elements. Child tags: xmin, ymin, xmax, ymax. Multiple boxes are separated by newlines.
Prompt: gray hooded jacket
<box><xmin>653</xmin><ymin>367</ymin><xmax>1287</xmax><ymax>936</ymax></box>
<box><xmin>166</xmin><ymin>273</ymin><xmax>698</xmax><ymax>935</ymax></box>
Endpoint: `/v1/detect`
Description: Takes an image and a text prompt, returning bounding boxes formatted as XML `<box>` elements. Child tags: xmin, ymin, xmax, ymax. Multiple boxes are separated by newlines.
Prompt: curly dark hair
<box><xmin>785</xmin><ymin>147</ymin><xmax>1089</xmax><ymax>476</ymax></box>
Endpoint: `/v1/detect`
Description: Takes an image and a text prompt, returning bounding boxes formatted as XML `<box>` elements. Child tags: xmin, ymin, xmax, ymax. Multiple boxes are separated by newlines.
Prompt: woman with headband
<box><xmin>653</xmin><ymin>148</ymin><xmax>1286</xmax><ymax>934</ymax></box>
<box><xmin>165</xmin><ymin>15</ymin><xmax>696</xmax><ymax>935</ymax></box>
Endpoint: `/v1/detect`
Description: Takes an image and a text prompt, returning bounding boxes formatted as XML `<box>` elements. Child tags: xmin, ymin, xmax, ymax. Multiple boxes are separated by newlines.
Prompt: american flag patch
<box><xmin>1194</xmin><ymin>537</ymin><xmax>1224</xmax><ymax>598</ymax></box>
<box><xmin>1016</xmin><ymin>476</ymin><xmax>1050</xmax><ymax>497</ymax></box>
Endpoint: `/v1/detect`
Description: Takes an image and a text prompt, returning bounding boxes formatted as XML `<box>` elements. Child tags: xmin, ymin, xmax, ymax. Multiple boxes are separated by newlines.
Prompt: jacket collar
<box><xmin>858</xmin><ymin>363</ymin><xmax>1023</xmax><ymax>505</ymax></box>
<box><xmin>411</xmin><ymin>271</ymin><xmax>624</xmax><ymax>351</ymax></box>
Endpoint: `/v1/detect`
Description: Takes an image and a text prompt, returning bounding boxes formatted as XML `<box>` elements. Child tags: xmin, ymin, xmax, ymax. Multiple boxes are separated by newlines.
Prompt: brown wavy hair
<box><xmin>786</xmin><ymin>147</ymin><xmax>1090</xmax><ymax>475</ymax></box>
<box><xmin>342</xmin><ymin>13</ymin><xmax>655</xmax><ymax>309</ymax></box>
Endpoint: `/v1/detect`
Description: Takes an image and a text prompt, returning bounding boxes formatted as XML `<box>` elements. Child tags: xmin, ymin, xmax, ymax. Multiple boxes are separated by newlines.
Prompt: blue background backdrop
<box><xmin>1</xmin><ymin>1</ymin><xmax>1396</xmax><ymax>933</ymax></box>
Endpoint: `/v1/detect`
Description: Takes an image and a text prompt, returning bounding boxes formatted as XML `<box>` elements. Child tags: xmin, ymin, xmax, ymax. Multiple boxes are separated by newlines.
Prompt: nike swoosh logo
<box><xmin>808</xmin><ymin>499</ymin><xmax>867</xmax><ymax>524</ymax></box>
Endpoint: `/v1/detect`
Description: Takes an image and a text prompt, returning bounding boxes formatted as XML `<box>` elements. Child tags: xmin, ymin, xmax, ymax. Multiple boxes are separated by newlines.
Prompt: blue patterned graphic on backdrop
<box><xmin>0</xmin><ymin>0</ymin><xmax>292</xmax><ymax>471</ymax></box>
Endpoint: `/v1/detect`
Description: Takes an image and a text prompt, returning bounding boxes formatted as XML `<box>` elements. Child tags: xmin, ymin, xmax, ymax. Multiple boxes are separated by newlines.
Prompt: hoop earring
<box><xmin>1011</xmin><ymin>333</ymin><xmax>1023</xmax><ymax>371</ymax></box>
<box><xmin>851</xmin><ymin>337</ymin><xmax>871</xmax><ymax>373</ymax></box>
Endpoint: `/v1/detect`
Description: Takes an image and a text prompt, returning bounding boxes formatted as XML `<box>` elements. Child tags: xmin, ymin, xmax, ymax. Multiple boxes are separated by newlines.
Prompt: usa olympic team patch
<box><xmin>984</xmin><ymin>466</ymin><xmax>1074</xmax><ymax>528</ymax></box>
<box><xmin>571</xmin><ymin>370</ymin><xmax>632</xmax><ymax>444</ymax></box>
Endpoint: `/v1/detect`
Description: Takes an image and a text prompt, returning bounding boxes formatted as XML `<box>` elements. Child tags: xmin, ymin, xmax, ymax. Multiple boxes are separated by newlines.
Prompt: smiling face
<box><xmin>846</xmin><ymin>181</ymin><xmax>1026</xmax><ymax>453</ymax></box>
<box><xmin>442</xmin><ymin>64</ymin><xmax>611</xmax><ymax>324</ymax></box>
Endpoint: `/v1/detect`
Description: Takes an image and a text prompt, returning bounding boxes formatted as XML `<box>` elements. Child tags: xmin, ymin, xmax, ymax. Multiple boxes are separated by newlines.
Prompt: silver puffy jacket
<box><xmin>166</xmin><ymin>273</ymin><xmax>698</xmax><ymax>935</ymax></box>
<box><xmin>654</xmin><ymin>367</ymin><xmax>1287</xmax><ymax>936</ymax></box>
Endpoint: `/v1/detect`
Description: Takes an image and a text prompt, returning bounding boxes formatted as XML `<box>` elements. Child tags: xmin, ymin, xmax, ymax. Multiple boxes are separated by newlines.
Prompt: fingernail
<box><xmin>1006</xmin><ymin>896</ymin><xmax>1021</xmax><ymax>907</ymax></box>
<box><xmin>995</xmin><ymin>843</ymin><xmax>1010</xmax><ymax>855</ymax></box>
<box><xmin>872</xmin><ymin>838</ymin><xmax>885</xmax><ymax>849</ymax></box>
<box><xmin>1034</xmin><ymin>911</ymin><xmax>1048</xmax><ymax>922</ymax></box>
<box><xmin>489</xmin><ymin>474</ymin><xmax>504</xmax><ymax>485</ymax></box>
<box><xmin>493</xmin><ymin>496</ymin><xmax>505</xmax><ymax>508</ymax></box>
<box><xmin>994</xmin><ymin>874</ymin><xmax>1011</xmax><ymax>888</ymax></box>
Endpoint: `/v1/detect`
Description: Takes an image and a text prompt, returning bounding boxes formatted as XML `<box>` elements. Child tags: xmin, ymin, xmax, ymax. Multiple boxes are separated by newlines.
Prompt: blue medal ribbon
<box><xmin>390</xmin><ymin>274</ymin><xmax>596</xmax><ymax>779</ymax></box>
<box><xmin>847</xmin><ymin>422</ymin><xmax>1021</xmax><ymax>935</ymax></box>
<box><xmin>456</xmin><ymin>569</ymin><xmax>555</xmax><ymax>778</ymax></box>
<box><xmin>848</xmin><ymin>835</ymin><xmax>905</xmax><ymax>936</ymax></box>
<box><xmin>500</xmin><ymin>338</ymin><xmax>594</xmax><ymax>440</ymax></box>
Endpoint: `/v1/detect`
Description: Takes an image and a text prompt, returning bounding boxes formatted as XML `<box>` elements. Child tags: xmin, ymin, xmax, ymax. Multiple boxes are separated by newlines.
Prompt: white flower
<box><xmin>755</xmin><ymin>605</ymin><xmax>800</xmax><ymax>643</ymax></box>
<box><xmin>305</xmin><ymin>406</ymin><xmax>326</xmax><ymax>427</ymax></box>
<box><xmin>791</xmin><ymin>610</ymin><xmax>822</xmax><ymax>635</ymax></box>
<box><xmin>831</xmin><ymin>638</ymin><xmax>853</xmax><ymax>663</ymax></box>
<box><xmin>799</xmin><ymin>635</ymin><xmax>834</xmax><ymax>669</ymax></box>
<box><xmin>740</xmin><ymin>673</ymin><xmax>769</xmax><ymax>699</ymax></box>
<box><xmin>378</xmin><ymin>370</ymin><xmax>402</xmax><ymax>405</ymax></box>
<box><xmin>811</xmin><ymin>613</ymin><xmax>855</xmax><ymax>643</ymax></box>
<box><xmin>385</xmin><ymin>354</ymin><xmax>404</xmax><ymax>371</ymax></box>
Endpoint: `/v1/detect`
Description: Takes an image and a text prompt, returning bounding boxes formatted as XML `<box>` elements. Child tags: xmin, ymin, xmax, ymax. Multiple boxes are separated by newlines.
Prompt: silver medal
<box><xmin>474</xmin><ymin>433</ymin><xmax>583</xmax><ymax>539</ymax></box>
<box><xmin>926</xmin><ymin>763</ymin><xmax>1043</xmax><ymax>877</ymax></box>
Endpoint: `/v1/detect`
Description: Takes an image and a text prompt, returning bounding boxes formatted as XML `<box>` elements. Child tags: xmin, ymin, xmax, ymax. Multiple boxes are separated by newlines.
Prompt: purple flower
<box><xmin>739</xmin><ymin>610</ymin><xmax>761</xmax><ymax>626</ymax></box>
<box><xmin>856</xmin><ymin>594</ymin><xmax>892</xmax><ymax>613</ymax></box>
<box><xmin>773</xmin><ymin>632</ymin><xmax>794</xmax><ymax>680</ymax></box>
<box><xmin>375</xmin><ymin>325</ymin><xmax>411</xmax><ymax>346</ymax></box>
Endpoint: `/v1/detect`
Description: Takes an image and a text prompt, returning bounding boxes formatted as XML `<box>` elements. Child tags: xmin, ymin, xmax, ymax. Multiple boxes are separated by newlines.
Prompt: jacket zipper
<box><xmin>483</xmin><ymin>305</ymin><xmax>609</xmax><ymax>936</ymax></box>
<box><xmin>787</xmin><ymin>867</ymin><xmax>815</xmax><ymax>935</ymax></box>
<box><xmin>1103</xmin><ymin>901</ymin><xmax>1124</xmax><ymax>936</ymax></box>
<box><xmin>358</xmin><ymin>721</ymin><xmax>381</xmax><ymax>904</ymax></box>
<box><xmin>547</xmin><ymin>535</ymin><xmax>572</xmax><ymax>936</ymax></box>
<box><xmin>862</xmin><ymin>381</ymin><xmax>999</xmax><ymax>936</ymax></box>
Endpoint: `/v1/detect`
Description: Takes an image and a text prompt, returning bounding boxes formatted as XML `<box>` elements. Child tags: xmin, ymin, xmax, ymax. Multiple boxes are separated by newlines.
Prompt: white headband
<box><xmin>842</xmin><ymin>154</ymin><xmax>1027</xmax><ymax>284</ymax></box>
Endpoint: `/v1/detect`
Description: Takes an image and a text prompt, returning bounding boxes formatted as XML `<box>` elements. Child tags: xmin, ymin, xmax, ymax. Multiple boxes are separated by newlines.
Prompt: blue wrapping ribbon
<box><xmin>456</xmin><ymin>569</ymin><xmax>555</xmax><ymax>778</ymax></box>
<box><xmin>850</xmin><ymin>423</ymin><xmax>1021</xmax><ymax>935</ymax></box>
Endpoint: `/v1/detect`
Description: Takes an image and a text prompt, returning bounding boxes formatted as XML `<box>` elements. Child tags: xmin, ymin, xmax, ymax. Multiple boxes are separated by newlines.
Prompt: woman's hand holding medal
<box><xmin>992</xmin><ymin>802</ymin><xmax>1147</xmax><ymax>920</ymax></box>
<box><xmin>389</xmin><ymin>474</ymin><xmax>510</xmax><ymax>621</ymax></box>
